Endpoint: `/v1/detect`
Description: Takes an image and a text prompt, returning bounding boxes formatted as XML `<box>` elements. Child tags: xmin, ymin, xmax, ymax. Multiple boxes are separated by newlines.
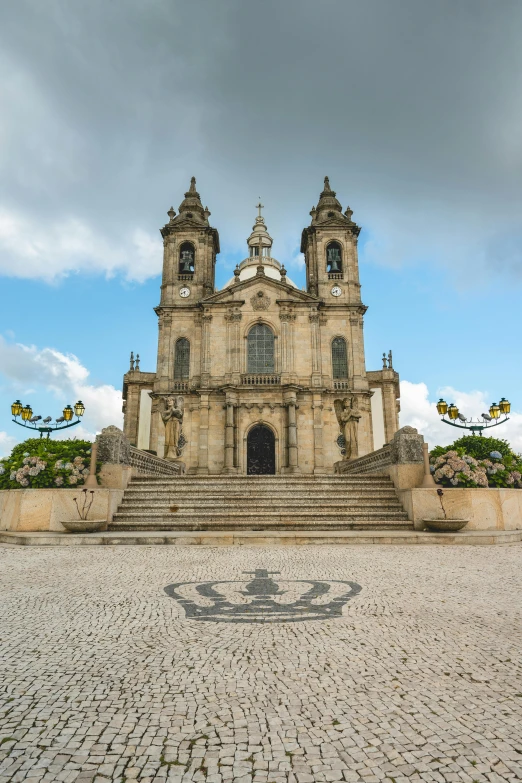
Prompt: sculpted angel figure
<box><xmin>161</xmin><ymin>395</ymin><xmax>184</xmax><ymax>460</ymax></box>
<box><xmin>334</xmin><ymin>396</ymin><xmax>361</xmax><ymax>461</ymax></box>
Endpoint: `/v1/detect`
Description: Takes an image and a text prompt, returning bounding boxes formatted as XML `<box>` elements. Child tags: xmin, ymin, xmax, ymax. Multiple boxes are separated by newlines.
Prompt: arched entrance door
<box><xmin>247</xmin><ymin>425</ymin><xmax>275</xmax><ymax>475</ymax></box>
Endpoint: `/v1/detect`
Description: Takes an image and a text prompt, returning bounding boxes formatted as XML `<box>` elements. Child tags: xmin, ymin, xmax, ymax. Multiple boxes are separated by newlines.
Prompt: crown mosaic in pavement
<box><xmin>164</xmin><ymin>569</ymin><xmax>362</xmax><ymax>623</ymax></box>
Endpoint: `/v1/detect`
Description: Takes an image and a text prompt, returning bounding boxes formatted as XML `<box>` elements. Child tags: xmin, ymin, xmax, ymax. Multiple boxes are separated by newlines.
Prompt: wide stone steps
<box><xmin>110</xmin><ymin>472</ymin><xmax>412</xmax><ymax>532</ymax></box>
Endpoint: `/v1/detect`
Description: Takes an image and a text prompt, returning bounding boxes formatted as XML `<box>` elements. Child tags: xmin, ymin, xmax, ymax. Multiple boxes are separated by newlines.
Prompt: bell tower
<box><xmin>159</xmin><ymin>177</ymin><xmax>220</xmax><ymax>305</ymax></box>
<box><xmin>300</xmin><ymin>177</ymin><xmax>361</xmax><ymax>304</ymax></box>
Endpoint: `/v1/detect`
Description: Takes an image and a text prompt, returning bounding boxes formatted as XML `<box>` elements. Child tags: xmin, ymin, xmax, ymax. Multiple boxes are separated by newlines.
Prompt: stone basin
<box><xmin>61</xmin><ymin>519</ymin><xmax>107</xmax><ymax>533</ymax></box>
<box><xmin>423</xmin><ymin>519</ymin><xmax>469</xmax><ymax>533</ymax></box>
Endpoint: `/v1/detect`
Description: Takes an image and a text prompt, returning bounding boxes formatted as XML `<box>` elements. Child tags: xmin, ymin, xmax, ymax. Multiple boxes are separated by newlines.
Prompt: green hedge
<box><xmin>0</xmin><ymin>438</ymin><xmax>99</xmax><ymax>490</ymax></box>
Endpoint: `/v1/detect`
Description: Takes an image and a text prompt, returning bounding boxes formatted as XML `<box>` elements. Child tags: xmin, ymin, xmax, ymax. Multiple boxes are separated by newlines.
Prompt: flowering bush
<box><xmin>430</xmin><ymin>447</ymin><xmax>522</xmax><ymax>489</ymax></box>
<box><xmin>430</xmin><ymin>436</ymin><xmax>514</xmax><ymax>463</ymax></box>
<box><xmin>0</xmin><ymin>438</ymin><xmax>99</xmax><ymax>490</ymax></box>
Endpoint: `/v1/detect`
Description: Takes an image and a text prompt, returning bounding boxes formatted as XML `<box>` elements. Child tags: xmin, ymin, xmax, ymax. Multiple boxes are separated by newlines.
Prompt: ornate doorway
<box><xmin>247</xmin><ymin>425</ymin><xmax>276</xmax><ymax>475</ymax></box>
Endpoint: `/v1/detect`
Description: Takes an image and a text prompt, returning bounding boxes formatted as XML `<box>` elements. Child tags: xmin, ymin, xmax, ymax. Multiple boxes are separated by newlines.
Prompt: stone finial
<box><xmin>233</xmin><ymin>265</ymin><xmax>241</xmax><ymax>283</ymax></box>
<box><xmin>135</xmin><ymin>353</ymin><xmax>140</xmax><ymax>371</ymax></box>
<box><xmin>323</xmin><ymin>176</ymin><xmax>332</xmax><ymax>192</ymax></box>
<box><xmin>96</xmin><ymin>426</ymin><xmax>131</xmax><ymax>466</ymax></box>
<box><xmin>390</xmin><ymin>426</ymin><xmax>424</xmax><ymax>465</ymax></box>
<box><xmin>344</xmin><ymin>206</ymin><xmax>353</xmax><ymax>221</ymax></box>
<box><xmin>129</xmin><ymin>351</ymin><xmax>135</xmax><ymax>371</ymax></box>
<box><xmin>382</xmin><ymin>352</ymin><xmax>387</xmax><ymax>369</ymax></box>
<box><xmin>204</xmin><ymin>206</ymin><xmax>210</xmax><ymax>220</ymax></box>
<box><xmin>167</xmin><ymin>206</ymin><xmax>176</xmax><ymax>221</ymax></box>
<box><xmin>388</xmin><ymin>349</ymin><xmax>393</xmax><ymax>369</ymax></box>
<box><xmin>256</xmin><ymin>264</ymin><xmax>266</xmax><ymax>276</ymax></box>
<box><xmin>189</xmin><ymin>176</ymin><xmax>197</xmax><ymax>193</ymax></box>
<box><xmin>280</xmin><ymin>265</ymin><xmax>287</xmax><ymax>283</ymax></box>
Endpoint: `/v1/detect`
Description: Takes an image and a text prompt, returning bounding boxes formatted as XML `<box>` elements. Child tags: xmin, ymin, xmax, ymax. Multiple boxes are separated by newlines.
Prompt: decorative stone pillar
<box><xmin>309</xmin><ymin>310</ymin><xmax>322</xmax><ymax>387</ymax></box>
<box><xmin>225</xmin><ymin>308</ymin><xmax>242</xmax><ymax>383</ymax></box>
<box><xmin>312</xmin><ymin>392</ymin><xmax>325</xmax><ymax>474</ymax></box>
<box><xmin>197</xmin><ymin>392</ymin><xmax>210</xmax><ymax>474</ymax></box>
<box><xmin>279</xmin><ymin>310</ymin><xmax>296</xmax><ymax>381</ymax></box>
<box><xmin>156</xmin><ymin>312</ymin><xmax>172</xmax><ymax>393</ymax></box>
<box><xmin>283</xmin><ymin>388</ymin><xmax>300</xmax><ymax>473</ymax></box>
<box><xmin>201</xmin><ymin>312</ymin><xmax>212</xmax><ymax>386</ymax></box>
<box><xmin>222</xmin><ymin>391</ymin><xmax>237</xmax><ymax>474</ymax></box>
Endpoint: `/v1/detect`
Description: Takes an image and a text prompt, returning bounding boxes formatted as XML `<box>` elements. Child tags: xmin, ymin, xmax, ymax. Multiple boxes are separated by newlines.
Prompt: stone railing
<box><xmin>96</xmin><ymin>425</ymin><xmax>185</xmax><ymax>487</ymax></box>
<box><xmin>129</xmin><ymin>446</ymin><xmax>184</xmax><ymax>476</ymax></box>
<box><xmin>334</xmin><ymin>426</ymin><xmax>426</xmax><ymax>489</ymax></box>
<box><xmin>328</xmin><ymin>272</ymin><xmax>343</xmax><ymax>280</ymax></box>
<box><xmin>333</xmin><ymin>380</ymin><xmax>350</xmax><ymax>391</ymax></box>
<box><xmin>241</xmin><ymin>374</ymin><xmax>281</xmax><ymax>386</ymax></box>
<box><xmin>335</xmin><ymin>444</ymin><xmax>392</xmax><ymax>475</ymax></box>
<box><xmin>171</xmin><ymin>381</ymin><xmax>189</xmax><ymax>392</ymax></box>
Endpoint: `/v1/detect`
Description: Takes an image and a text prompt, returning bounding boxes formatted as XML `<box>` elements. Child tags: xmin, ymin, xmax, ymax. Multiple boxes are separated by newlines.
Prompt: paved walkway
<box><xmin>0</xmin><ymin>545</ymin><xmax>521</xmax><ymax>783</ymax></box>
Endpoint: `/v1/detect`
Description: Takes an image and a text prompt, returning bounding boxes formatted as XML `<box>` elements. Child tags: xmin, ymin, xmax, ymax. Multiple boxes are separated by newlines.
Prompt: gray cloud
<box><xmin>1</xmin><ymin>0</ymin><xmax>521</xmax><ymax>280</ymax></box>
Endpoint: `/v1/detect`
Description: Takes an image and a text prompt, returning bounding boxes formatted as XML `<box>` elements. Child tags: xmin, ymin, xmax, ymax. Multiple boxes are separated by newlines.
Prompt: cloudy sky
<box><xmin>1</xmin><ymin>0</ymin><xmax>522</xmax><ymax>455</ymax></box>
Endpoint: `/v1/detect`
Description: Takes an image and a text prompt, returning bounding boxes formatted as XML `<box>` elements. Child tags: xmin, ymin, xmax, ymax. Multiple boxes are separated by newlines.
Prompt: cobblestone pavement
<box><xmin>1</xmin><ymin>545</ymin><xmax>522</xmax><ymax>783</ymax></box>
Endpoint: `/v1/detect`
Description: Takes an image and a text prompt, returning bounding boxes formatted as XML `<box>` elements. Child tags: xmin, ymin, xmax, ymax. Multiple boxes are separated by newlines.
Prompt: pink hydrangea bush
<box><xmin>431</xmin><ymin>450</ymin><xmax>522</xmax><ymax>489</ymax></box>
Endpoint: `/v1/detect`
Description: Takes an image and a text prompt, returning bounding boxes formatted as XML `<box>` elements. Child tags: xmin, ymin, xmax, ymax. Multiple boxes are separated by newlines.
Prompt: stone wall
<box><xmin>398</xmin><ymin>487</ymin><xmax>522</xmax><ymax>532</ymax></box>
<box><xmin>0</xmin><ymin>488</ymin><xmax>124</xmax><ymax>532</ymax></box>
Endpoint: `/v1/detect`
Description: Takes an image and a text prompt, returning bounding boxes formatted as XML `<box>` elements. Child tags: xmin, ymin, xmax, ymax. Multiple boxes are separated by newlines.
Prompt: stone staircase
<box><xmin>109</xmin><ymin>474</ymin><xmax>412</xmax><ymax>531</ymax></box>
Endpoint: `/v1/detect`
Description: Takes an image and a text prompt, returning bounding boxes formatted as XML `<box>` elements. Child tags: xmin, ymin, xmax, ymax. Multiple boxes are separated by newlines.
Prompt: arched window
<box><xmin>247</xmin><ymin>324</ymin><xmax>275</xmax><ymax>373</ymax></box>
<box><xmin>174</xmin><ymin>338</ymin><xmax>190</xmax><ymax>380</ymax></box>
<box><xmin>326</xmin><ymin>241</ymin><xmax>342</xmax><ymax>274</ymax></box>
<box><xmin>179</xmin><ymin>242</ymin><xmax>195</xmax><ymax>275</ymax></box>
<box><xmin>332</xmin><ymin>337</ymin><xmax>348</xmax><ymax>379</ymax></box>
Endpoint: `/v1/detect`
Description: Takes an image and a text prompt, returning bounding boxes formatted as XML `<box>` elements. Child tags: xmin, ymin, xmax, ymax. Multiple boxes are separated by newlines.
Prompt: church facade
<box><xmin>122</xmin><ymin>177</ymin><xmax>400</xmax><ymax>474</ymax></box>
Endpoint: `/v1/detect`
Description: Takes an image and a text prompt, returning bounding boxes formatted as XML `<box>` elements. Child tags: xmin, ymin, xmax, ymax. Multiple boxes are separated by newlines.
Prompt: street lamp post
<box><xmin>436</xmin><ymin>397</ymin><xmax>510</xmax><ymax>436</ymax></box>
<box><xmin>11</xmin><ymin>400</ymin><xmax>86</xmax><ymax>439</ymax></box>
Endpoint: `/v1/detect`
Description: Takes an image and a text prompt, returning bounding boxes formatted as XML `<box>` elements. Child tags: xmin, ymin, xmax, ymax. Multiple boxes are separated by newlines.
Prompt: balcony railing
<box><xmin>241</xmin><ymin>374</ymin><xmax>281</xmax><ymax>386</ymax></box>
<box><xmin>328</xmin><ymin>272</ymin><xmax>343</xmax><ymax>280</ymax></box>
<box><xmin>333</xmin><ymin>380</ymin><xmax>350</xmax><ymax>391</ymax></box>
<box><xmin>178</xmin><ymin>273</ymin><xmax>194</xmax><ymax>281</ymax></box>
<box><xmin>172</xmin><ymin>381</ymin><xmax>189</xmax><ymax>392</ymax></box>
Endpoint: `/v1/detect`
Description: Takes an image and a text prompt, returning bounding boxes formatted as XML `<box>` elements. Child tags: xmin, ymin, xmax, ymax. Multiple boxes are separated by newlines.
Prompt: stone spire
<box><xmin>307</xmin><ymin>176</ymin><xmax>360</xmax><ymax>233</ymax></box>
<box><xmin>246</xmin><ymin>201</ymin><xmax>273</xmax><ymax>255</ymax></box>
<box><xmin>176</xmin><ymin>176</ymin><xmax>206</xmax><ymax>221</ymax></box>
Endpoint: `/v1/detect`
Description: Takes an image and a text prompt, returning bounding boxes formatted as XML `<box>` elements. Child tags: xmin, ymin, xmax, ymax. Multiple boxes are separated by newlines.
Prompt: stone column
<box><xmin>197</xmin><ymin>392</ymin><xmax>210</xmax><ymax>474</ymax></box>
<box><xmin>222</xmin><ymin>392</ymin><xmax>237</xmax><ymax>474</ymax></box>
<box><xmin>201</xmin><ymin>313</ymin><xmax>212</xmax><ymax>386</ymax></box>
<box><xmin>225</xmin><ymin>309</ymin><xmax>242</xmax><ymax>384</ymax></box>
<box><xmin>312</xmin><ymin>392</ymin><xmax>325</xmax><ymax>474</ymax></box>
<box><xmin>309</xmin><ymin>311</ymin><xmax>322</xmax><ymax>387</ymax></box>
<box><xmin>284</xmin><ymin>388</ymin><xmax>300</xmax><ymax>473</ymax></box>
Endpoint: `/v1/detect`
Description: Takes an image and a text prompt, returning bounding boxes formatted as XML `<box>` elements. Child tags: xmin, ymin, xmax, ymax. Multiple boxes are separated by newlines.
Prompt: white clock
<box><xmin>179</xmin><ymin>286</ymin><xmax>191</xmax><ymax>298</ymax></box>
<box><xmin>331</xmin><ymin>285</ymin><xmax>342</xmax><ymax>297</ymax></box>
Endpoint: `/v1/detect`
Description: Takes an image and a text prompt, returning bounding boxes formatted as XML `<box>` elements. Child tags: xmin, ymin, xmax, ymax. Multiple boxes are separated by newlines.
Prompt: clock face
<box><xmin>179</xmin><ymin>286</ymin><xmax>191</xmax><ymax>298</ymax></box>
<box><xmin>331</xmin><ymin>285</ymin><xmax>342</xmax><ymax>297</ymax></box>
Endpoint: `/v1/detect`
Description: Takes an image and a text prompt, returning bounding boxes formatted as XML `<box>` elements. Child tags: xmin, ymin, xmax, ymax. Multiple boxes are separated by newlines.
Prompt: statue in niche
<box><xmin>334</xmin><ymin>397</ymin><xmax>361</xmax><ymax>460</ymax></box>
<box><xmin>162</xmin><ymin>395</ymin><xmax>184</xmax><ymax>460</ymax></box>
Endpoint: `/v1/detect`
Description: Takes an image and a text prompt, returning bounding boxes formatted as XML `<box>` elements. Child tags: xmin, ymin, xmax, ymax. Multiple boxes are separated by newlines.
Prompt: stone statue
<box><xmin>334</xmin><ymin>397</ymin><xmax>361</xmax><ymax>460</ymax></box>
<box><xmin>161</xmin><ymin>395</ymin><xmax>184</xmax><ymax>460</ymax></box>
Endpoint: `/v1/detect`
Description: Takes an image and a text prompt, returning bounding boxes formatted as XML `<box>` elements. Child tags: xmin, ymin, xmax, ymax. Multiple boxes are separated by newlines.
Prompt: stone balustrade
<box><xmin>129</xmin><ymin>446</ymin><xmax>184</xmax><ymax>477</ymax></box>
<box><xmin>334</xmin><ymin>426</ymin><xmax>425</xmax><ymax>489</ymax></box>
<box><xmin>241</xmin><ymin>374</ymin><xmax>281</xmax><ymax>386</ymax></box>
<box><xmin>335</xmin><ymin>444</ymin><xmax>392</xmax><ymax>475</ymax></box>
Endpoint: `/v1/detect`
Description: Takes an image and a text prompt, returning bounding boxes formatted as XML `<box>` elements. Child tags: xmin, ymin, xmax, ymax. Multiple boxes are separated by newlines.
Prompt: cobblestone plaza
<box><xmin>1</xmin><ymin>544</ymin><xmax>521</xmax><ymax>783</ymax></box>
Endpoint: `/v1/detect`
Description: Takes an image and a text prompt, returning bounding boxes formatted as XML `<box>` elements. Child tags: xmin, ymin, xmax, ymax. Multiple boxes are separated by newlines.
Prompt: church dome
<box><xmin>223</xmin><ymin>203</ymin><xmax>297</xmax><ymax>288</ymax></box>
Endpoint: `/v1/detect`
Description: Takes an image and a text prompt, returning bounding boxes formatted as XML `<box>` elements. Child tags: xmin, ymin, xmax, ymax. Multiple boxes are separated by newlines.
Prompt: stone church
<box><xmin>122</xmin><ymin>177</ymin><xmax>400</xmax><ymax>474</ymax></box>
